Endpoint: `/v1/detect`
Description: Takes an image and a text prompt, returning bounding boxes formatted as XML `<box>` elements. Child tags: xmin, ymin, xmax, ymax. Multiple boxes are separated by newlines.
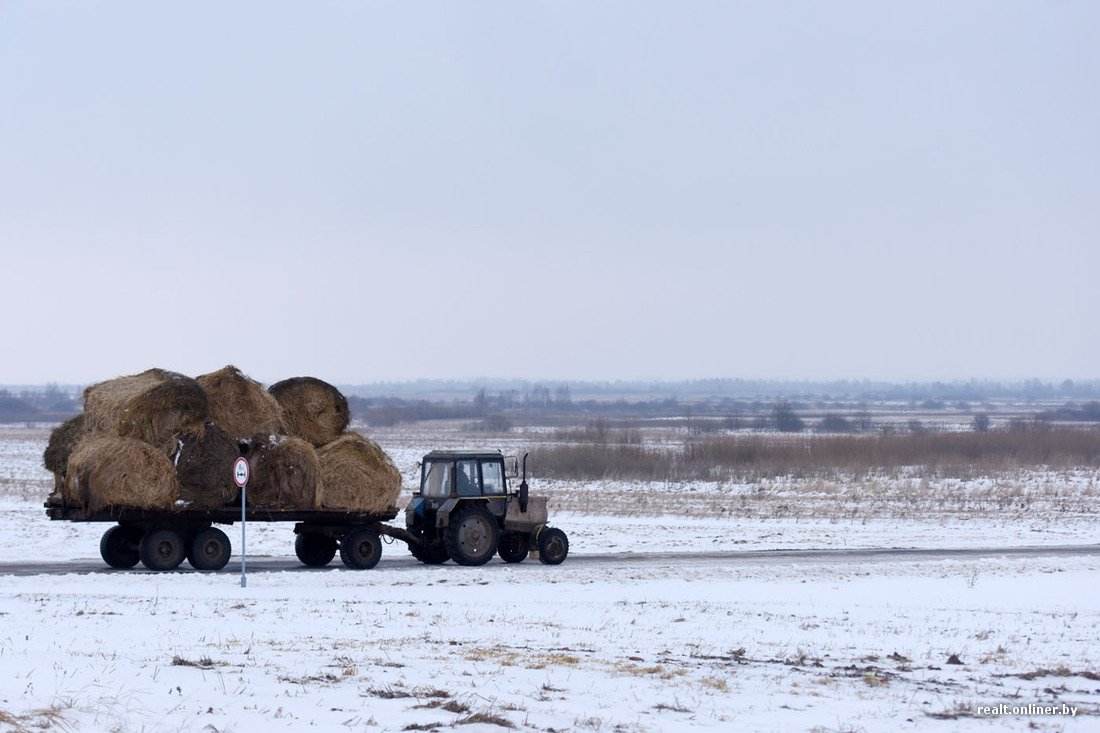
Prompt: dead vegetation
<box><xmin>531</xmin><ymin>429</ymin><xmax>1100</xmax><ymax>483</ymax></box>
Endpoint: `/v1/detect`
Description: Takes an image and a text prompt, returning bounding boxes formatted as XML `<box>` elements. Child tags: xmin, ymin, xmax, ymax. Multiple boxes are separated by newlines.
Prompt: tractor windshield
<box><xmin>421</xmin><ymin>460</ymin><xmax>452</xmax><ymax>498</ymax></box>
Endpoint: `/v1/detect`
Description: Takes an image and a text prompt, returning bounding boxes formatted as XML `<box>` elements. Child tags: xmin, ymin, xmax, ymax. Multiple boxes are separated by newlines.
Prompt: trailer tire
<box><xmin>444</xmin><ymin>504</ymin><xmax>499</xmax><ymax>566</ymax></box>
<box><xmin>340</xmin><ymin>528</ymin><xmax>382</xmax><ymax>570</ymax></box>
<box><xmin>100</xmin><ymin>525</ymin><xmax>142</xmax><ymax>569</ymax></box>
<box><xmin>295</xmin><ymin>533</ymin><xmax>337</xmax><ymax>567</ymax></box>
<box><xmin>410</xmin><ymin>538</ymin><xmax>450</xmax><ymax>565</ymax></box>
<box><xmin>188</xmin><ymin>527</ymin><xmax>231</xmax><ymax>571</ymax></box>
<box><xmin>536</xmin><ymin>527</ymin><xmax>569</xmax><ymax>565</ymax></box>
<box><xmin>139</xmin><ymin>528</ymin><xmax>186</xmax><ymax>571</ymax></box>
<box><xmin>498</xmin><ymin>531</ymin><xmax>529</xmax><ymax>563</ymax></box>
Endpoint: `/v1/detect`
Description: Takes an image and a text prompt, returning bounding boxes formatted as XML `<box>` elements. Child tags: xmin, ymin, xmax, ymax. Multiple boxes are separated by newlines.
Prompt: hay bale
<box><xmin>83</xmin><ymin>369</ymin><xmax>209</xmax><ymax>454</ymax></box>
<box><xmin>175</xmin><ymin>423</ymin><xmax>241</xmax><ymax>508</ymax></box>
<box><xmin>318</xmin><ymin>432</ymin><xmax>402</xmax><ymax>513</ymax></box>
<box><xmin>268</xmin><ymin>377</ymin><xmax>350</xmax><ymax>448</ymax></box>
<box><xmin>44</xmin><ymin>412</ymin><xmax>86</xmax><ymax>473</ymax></box>
<box><xmin>44</xmin><ymin>413</ymin><xmax>87</xmax><ymax>497</ymax></box>
<box><xmin>63</xmin><ymin>434</ymin><xmax>179</xmax><ymax>511</ymax></box>
<box><xmin>196</xmin><ymin>365</ymin><xmax>284</xmax><ymax>440</ymax></box>
<box><xmin>243</xmin><ymin>434</ymin><xmax>322</xmax><ymax>510</ymax></box>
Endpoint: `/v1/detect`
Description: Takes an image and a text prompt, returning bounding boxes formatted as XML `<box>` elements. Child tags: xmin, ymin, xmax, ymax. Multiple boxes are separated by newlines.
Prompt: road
<box><xmin>0</xmin><ymin>544</ymin><xmax>1097</xmax><ymax>576</ymax></box>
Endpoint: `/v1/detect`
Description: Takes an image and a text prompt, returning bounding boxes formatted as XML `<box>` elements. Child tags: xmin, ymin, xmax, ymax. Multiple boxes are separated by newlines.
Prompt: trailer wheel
<box><xmin>498</xmin><ymin>531</ymin><xmax>530</xmax><ymax>564</ymax></box>
<box><xmin>295</xmin><ymin>533</ymin><xmax>337</xmax><ymax>567</ymax></box>
<box><xmin>100</xmin><ymin>525</ymin><xmax>142</xmax><ymax>569</ymax></box>
<box><xmin>444</xmin><ymin>504</ymin><xmax>500</xmax><ymax>566</ymax></box>
<box><xmin>340</xmin><ymin>528</ymin><xmax>382</xmax><ymax>570</ymax></box>
<box><xmin>188</xmin><ymin>527</ymin><xmax>231</xmax><ymax>571</ymax></box>
<box><xmin>139</xmin><ymin>528</ymin><xmax>186</xmax><ymax>571</ymax></box>
<box><xmin>536</xmin><ymin>527</ymin><xmax>569</xmax><ymax>566</ymax></box>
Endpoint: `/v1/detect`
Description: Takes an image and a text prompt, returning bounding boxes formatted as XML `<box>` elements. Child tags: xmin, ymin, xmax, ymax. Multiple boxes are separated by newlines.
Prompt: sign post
<box><xmin>233</xmin><ymin>457</ymin><xmax>250</xmax><ymax>588</ymax></box>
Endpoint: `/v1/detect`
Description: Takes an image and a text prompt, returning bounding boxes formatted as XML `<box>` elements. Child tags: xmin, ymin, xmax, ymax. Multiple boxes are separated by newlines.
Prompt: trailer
<box><xmin>45</xmin><ymin>450</ymin><xmax>568</xmax><ymax>572</ymax></box>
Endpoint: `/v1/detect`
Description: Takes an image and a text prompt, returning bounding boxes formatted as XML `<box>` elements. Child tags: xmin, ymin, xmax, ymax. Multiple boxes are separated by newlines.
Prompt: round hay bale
<box><xmin>318</xmin><ymin>432</ymin><xmax>402</xmax><ymax>513</ymax></box>
<box><xmin>44</xmin><ymin>413</ymin><xmax>87</xmax><ymax>497</ymax></box>
<box><xmin>268</xmin><ymin>377</ymin><xmax>349</xmax><ymax>448</ymax></box>
<box><xmin>176</xmin><ymin>423</ymin><xmax>241</xmax><ymax>509</ymax></box>
<box><xmin>243</xmin><ymin>434</ymin><xmax>322</xmax><ymax>510</ymax></box>
<box><xmin>44</xmin><ymin>412</ymin><xmax>87</xmax><ymax>474</ymax></box>
<box><xmin>196</xmin><ymin>365</ymin><xmax>284</xmax><ymax>440</ymax></box>
<box><xmin>83</xmin><ymin>369</ymin><xmax>210</xmax><ymax>454</ymax></box>
<box><xmin>63</xmin><ymin>434</ymin><xmax>179</xmax><ymax>512</ymax></box>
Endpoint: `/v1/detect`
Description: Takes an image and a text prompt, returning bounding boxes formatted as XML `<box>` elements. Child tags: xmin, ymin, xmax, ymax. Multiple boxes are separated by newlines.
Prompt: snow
<box><xmin>1</xmin><ymin>425</ymin><xmax>1098</xmax><ymax>731</ymax></box>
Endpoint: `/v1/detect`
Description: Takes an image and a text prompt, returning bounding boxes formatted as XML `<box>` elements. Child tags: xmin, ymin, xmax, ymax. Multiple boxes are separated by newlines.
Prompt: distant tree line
<box><xmin>0</xmin><ymin>385</ymin><xmax>80</xmax><ymax>422</ymax></box>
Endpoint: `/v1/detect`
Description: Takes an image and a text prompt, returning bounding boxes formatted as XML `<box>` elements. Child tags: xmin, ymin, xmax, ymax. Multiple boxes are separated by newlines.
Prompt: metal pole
<box><xmin>241</xmin><ymin>481</ymin><xmax>247</xmax><ymax>588</ymax></box>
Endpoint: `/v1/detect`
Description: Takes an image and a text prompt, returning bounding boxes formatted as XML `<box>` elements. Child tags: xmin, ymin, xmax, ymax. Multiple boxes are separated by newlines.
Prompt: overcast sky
<box><xmin>1</xmin><ymin>1</ymin><xmax>1097</xmax><ymax>387</ymax></box>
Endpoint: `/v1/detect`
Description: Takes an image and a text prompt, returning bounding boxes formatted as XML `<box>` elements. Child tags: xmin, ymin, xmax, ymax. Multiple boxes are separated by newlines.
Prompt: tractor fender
<box><xmin>434</xmin><ymin>498</ymin><xmax>461</xmax><ymax>528</ymax></box>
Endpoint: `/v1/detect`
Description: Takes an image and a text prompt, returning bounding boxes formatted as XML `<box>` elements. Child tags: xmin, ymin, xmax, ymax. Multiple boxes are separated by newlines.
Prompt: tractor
<box><xmin>404</xmin><ymin>450</ymin><xmax>568</xmax><ymax>566</ymax></box>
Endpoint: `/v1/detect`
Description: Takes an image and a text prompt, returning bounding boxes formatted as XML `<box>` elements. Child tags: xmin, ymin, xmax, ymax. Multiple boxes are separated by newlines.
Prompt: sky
<box><xmin>1</xmin><ymin>1</ymin><xmax>1097</xmax><ymax>387</ymax></box>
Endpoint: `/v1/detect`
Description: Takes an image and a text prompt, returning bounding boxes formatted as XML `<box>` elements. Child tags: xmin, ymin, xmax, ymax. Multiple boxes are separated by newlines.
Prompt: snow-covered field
<box><xmin>2</xmin><ymin>425</ymin><xmax>1099</xmax><ymax>732</ymax></box>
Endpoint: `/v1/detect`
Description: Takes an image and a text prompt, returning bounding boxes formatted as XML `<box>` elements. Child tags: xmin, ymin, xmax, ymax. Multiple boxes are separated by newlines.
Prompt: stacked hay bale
<box><xmin>268</xmin><ymin>377</ymin><xmax>350</xmax><ymax>448</ymax></box>
<box><xmin>242</xmin><ymin>434</ymin><xmax>323</xmax><ymax>509</ymax></box>
<box><xmin>317</xmin><ymin>431</ymin><xmax>403</xmax><ymax>513</ymax></box>
<box><xmin>63</xmin><ymin>434</ymin><xmax>179</xmax><ymax>512</ymax></box>
<box><xmin>196</xmin><ymin>366</ymin><xmax>284</xmax><ymax>440</ymax></box>
<box><xmin>45</xmin><ymin>367</ymin><xmax>399</xmax><ymax>515</ymax></box>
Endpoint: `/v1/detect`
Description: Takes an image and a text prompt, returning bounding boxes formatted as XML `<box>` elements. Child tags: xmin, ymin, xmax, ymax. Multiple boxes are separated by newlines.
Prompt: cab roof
<box><xmin>422</xmin><ymin>450</ymin><xmax>505</xmax><ymax>461</ymax></box>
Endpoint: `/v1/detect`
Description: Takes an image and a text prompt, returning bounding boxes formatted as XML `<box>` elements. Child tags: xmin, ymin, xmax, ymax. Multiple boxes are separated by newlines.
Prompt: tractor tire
<box><xmin>410</xmin><ymin>538</ymin><xmax>450</xmax><ymax>565</ymax></box>
<box><xmin>295</xmin><ymin>533</ymin><xmax>338</xmax><ymax>567</ymax></box>
<box><xmin>498</xmin><ymin>531</ymin><xmax>530</xmax><ymax>563</ymax></box>
<box><xmin>339</xmin><ymin>527</ymin><xmax>383</xmax><ymax>570</ymax></box>
<box><xmin>444</xmin><ymin>504</ymin><xmax>500</xmax><ymax>566</ymax></box>
<box><xmin>139</xmin><ymin>528</ymin><xmax>186</xmax><ymax>571</ymax></box>
<box><xmin>188</xmin><ymin>527</ymin><xmax>231</xmax><ymax>571</ymax></box>
<box><xmin>100</xmin><ymin>525</ymin><xmax>142</xmax><ymax>569</ymax></box>
<box><xmin>536</xmin><ymin>527</ymin><xmax>569</xmax><ymax>565</ymax></box>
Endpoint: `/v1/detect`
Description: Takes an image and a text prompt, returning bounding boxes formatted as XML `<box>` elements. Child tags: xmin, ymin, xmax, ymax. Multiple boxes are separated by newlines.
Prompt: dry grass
<box><xmin>531</xmin><ymin>429</ymin><xmax>1100</xmax><ymax>483</ymax></box>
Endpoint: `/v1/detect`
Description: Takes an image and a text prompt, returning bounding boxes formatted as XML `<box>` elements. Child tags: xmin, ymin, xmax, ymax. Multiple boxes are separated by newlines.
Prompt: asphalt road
<box><xmin>1</xmin><ymin>544</ymin><xmax>1097</xmax><ymax>577</ymax></box>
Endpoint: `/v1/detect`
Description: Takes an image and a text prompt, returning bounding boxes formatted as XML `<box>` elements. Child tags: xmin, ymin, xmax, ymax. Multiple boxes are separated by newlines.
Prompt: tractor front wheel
<box><xmin>536</xmin><ymin>527</ymin><xmax>569</xmax><ymax>565</ymax></box>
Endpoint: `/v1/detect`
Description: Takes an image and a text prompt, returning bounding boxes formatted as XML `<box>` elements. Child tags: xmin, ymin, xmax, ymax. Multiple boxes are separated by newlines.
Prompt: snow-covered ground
<box><xmin>2</xmin><ymin>425</ymin><xmax>1098</xmax><ymax>732</ymax></box>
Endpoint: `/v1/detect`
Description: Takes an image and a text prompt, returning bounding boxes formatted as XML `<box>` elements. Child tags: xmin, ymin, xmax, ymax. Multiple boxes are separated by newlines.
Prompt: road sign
<box><xmin>234</xmin><ymin>457</ymin><xmax>249</xmax><ymax>588</ymax></box>
<box><xmin>234</xmin><ymin>458</ymin><xmax>249</xmax><ymax>487</ymax></box>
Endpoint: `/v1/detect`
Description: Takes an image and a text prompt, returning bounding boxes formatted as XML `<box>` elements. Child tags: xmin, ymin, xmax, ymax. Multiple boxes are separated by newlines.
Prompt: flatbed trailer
<box><xmin>45</xmin><ymin>500</ymin><xmax>414</xmax><ymax>571</ymax></box>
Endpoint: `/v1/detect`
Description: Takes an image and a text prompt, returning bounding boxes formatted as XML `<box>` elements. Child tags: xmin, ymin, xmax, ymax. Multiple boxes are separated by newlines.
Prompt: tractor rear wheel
<box><xmin>498</xmin><ymin>531</ymin><xmax>529</xmax><ymax>563</ymax></box>
<box><xmin>444</xmin><ymin>504</ymin><xmax>500</xmax><ymax>566</ymax></box>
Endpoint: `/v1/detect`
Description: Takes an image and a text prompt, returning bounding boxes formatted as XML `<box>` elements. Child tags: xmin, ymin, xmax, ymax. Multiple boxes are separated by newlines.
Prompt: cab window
<box><xmin>456</xmin><ymin>460</ymin><xmax>480</xmax><ymax>496</ymax></box>
<box><xmin>421</xmin><ymin>460</ymin><xmax>452</xmax><ymax>499</ymax></box>
<box><xmin>481</xmin><ymin>460</ymin><xmax>505</xmax><ymax>495</ymax></box>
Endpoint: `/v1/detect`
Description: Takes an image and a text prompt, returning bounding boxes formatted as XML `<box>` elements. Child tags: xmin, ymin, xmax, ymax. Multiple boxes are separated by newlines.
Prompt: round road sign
<box><xmin>233</xmin><ymin>457</ymin><xmax>250</xmax><ymax>487</ymax></box>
